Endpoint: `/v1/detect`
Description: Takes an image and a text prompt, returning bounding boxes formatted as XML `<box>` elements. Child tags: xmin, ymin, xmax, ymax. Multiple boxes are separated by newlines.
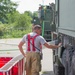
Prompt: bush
<box><xmin>2</xmin><ymin>28</ymin><xmax>32</xmax><ymax>38</ymax></box>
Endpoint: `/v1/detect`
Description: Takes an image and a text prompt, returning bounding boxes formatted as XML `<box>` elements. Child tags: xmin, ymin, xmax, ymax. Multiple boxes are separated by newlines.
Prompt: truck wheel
<box><xmin>53</xmin><ymin>64</ymin><xmax>65</xmax><ymax>75</ymax></box>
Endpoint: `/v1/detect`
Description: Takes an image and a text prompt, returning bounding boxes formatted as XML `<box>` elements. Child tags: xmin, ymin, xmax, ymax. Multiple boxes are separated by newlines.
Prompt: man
<box><xmin>18</xmin><ymin>25</ymin><xmax>61</xmax><ymax>75</ymax></box>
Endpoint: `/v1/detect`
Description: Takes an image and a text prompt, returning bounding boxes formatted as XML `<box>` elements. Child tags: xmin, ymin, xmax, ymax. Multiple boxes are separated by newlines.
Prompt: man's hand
<box><xmin>57</xmin><ymin>43</ymin><xmax>62</xmax><ymax>48</ymax></box>
<box><xmin>18</xmin><ymin>41</ymin><xmax>26</xmax><ymax>57</ymax></box>
<box><xmin>44</xmin><ymin>42</ymin><xmax>62</xmax><ymax>49</ymax></box>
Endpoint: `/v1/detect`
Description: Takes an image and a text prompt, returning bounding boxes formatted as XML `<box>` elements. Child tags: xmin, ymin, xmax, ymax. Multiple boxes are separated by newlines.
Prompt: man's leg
<box><xmin>32</xmin><ymin>72</ymin><xmax>39</xmax><ymax>75</ymax></box>
<box><xmin>25</xmin><ymin>63</ymin><xmax>31</xmax><ymax>75</ymax></box>
<box><xmin>31</xmin><ymin>52</ymin><xmax>41</xmax><ymax>75</ymax></box>
<box><xmin>25</xmin><ymin>52</ymin><xmax>32</xmax><ymax>75</ymax></box>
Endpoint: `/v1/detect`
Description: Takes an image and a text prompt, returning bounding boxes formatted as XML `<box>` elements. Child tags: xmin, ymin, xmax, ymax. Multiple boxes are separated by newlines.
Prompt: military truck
<box><xmin>32</xmin><ymin>4</ymin><xmax>56</xmax><ymax>42</ymax></box>
<box><xmin>52</xmin><ymin>0</ymin><xmax>75</xmax><ymax>75</ymax></box>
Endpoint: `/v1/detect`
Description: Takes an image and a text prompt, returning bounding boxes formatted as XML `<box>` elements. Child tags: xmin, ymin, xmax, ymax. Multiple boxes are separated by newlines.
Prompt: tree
<box><xmin>0</xmin><ymin>22</ymin><xmax>6</xmax><ymax>37</ymax></box>
<box><xmin>24</xmin><ymin>11</ymin><xmax>33</xmax><ymax>18</ymax></box>
<box><xmin>0</xmin><ymin>0</ymin><xmax>18</xmax><ymax>23</ymax></box>
<box><xmin>14</xmin><ymin>12</ymin><xmax>32</xmax><ymax>30</ymax></box>
<box><xmin>32</xmin><ymin>11</ymin><xmax>38</xmax><ymax>18</ymax></box>
<box><xmin>7</xmin><ymin>11</ymin><xmax>20</xmax><ymax>24</ymax></box>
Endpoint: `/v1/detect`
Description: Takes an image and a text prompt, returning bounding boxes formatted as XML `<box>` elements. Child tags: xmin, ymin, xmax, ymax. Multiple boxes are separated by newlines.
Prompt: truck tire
<box><xmin>53</xmin><ymin>64</ymin><xmax>65</xmax><ymax>75</ymax></box>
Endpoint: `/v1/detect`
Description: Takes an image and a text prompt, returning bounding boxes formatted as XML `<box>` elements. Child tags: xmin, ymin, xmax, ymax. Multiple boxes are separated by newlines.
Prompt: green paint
<box><xmin>42</xmin><ymin>21</ymin><xmax>44</xmax><ymax>36</ymax></box>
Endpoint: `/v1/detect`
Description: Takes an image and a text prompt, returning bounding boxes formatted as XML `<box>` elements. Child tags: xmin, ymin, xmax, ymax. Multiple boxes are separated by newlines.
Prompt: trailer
<box><xmin>52</xmin><ymin>0</ymin><xmax>75</xmax><ymax>75</ymax></box>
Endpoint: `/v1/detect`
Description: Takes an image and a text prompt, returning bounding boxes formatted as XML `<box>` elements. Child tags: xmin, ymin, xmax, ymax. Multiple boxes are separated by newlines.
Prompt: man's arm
<box><xmin>43</xmin><ymin>42</ymin><xmax>61</xmax><ymax>49</ymax></box>
<box><xmin>18</xmin><ymin>41</ymin><xmax>26</xmax><ymax>57</ymax></box>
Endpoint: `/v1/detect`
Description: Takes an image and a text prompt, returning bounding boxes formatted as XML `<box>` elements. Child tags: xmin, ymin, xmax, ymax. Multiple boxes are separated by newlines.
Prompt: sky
<box><xmin>11</xmin><ymin>0</ymin><xmax>55</xmax><ymax>13</ymax></box>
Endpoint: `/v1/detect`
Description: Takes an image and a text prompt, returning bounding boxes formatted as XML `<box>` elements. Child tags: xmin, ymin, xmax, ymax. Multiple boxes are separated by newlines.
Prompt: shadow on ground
<box><xmin>41</xmin><ymin>71</ymin><xmax>54</xmax><ymax>75</ymax></box>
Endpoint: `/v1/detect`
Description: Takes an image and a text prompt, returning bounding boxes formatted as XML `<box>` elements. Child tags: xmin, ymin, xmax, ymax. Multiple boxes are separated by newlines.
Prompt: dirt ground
<box><xmin>40</xmin><ymin>71</ymin><xmax>54</xmax><ymax>75</ymax></box>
